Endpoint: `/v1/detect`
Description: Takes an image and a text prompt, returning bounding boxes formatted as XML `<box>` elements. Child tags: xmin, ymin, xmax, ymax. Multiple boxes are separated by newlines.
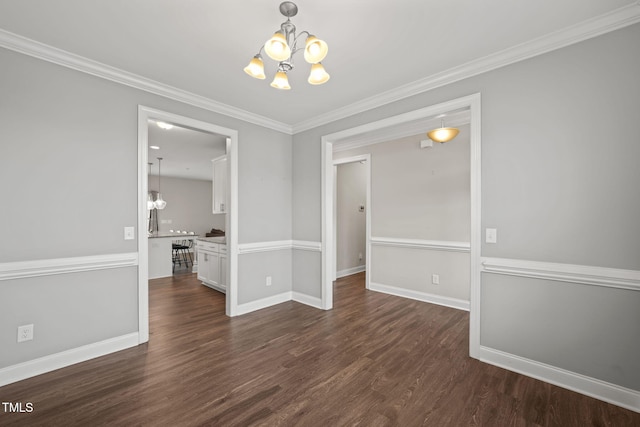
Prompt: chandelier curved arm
<box><xmin>290</xmin><ymin>30</ymin><xmax>311</xmax><ymax>55</ymax></box>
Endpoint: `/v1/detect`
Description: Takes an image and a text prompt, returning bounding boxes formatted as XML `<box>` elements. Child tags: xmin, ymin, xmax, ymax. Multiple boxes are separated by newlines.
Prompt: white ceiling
<box><xmin>0</xmin><ymin>0</ymin><xmax>636</xmax><ymax>131</ymax></box>
<box><xmin>147</xmin><ymin>121</ymin><xmax>226</xmax><ymax>181</ymax></box>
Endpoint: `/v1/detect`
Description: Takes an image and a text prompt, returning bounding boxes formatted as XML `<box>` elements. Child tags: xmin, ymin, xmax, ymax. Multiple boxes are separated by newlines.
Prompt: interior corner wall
<box><xmin>0</xmin><ymin>46</ymin><xmax>293</xmax><ymax>376</ymax></box>
<box><xmin>292</xmin><ymin>22</ymin><xmax>640</xmax><ymax>396</ymax></box>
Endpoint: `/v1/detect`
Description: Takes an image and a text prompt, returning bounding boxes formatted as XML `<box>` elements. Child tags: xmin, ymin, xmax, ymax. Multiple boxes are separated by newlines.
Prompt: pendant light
<box><xmin>427</xmin><ymin>119</ymin><xmax>459</xmax><ymax>143</ymax></box>
<box><xmin>154</xmin><ymin>157</ymin><xmax>167</xmax><ymax>210</ymax></box>
<box><xmin>147</xmin><ymin>162</ymin><xmax>156</xmax><ymax>210</ymax></box>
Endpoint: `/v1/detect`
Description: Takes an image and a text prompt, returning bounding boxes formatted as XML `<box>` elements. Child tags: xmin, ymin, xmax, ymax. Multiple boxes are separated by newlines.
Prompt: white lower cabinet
<box><xmin>196</xmin><ymin>240</ymin><xmax>227</xmax><ymax>293</ymax></box>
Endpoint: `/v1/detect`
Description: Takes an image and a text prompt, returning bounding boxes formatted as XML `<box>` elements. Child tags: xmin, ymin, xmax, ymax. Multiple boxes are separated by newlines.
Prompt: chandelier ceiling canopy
<box><xmin>244</xmin><ymin>2</ymin><xmax>329</xmax><ymax>90</ymax></box>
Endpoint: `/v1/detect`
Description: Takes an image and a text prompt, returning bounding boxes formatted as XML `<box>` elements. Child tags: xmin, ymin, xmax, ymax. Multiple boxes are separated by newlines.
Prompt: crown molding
<box><xmin>0</xmin><ymin>29</ymin><xmax>293</xmax><ymax>134</ymax></box>
<box><xmin>2</xmin><ymin>3</ymin><xmax>638</xmax><ymax>137</ymax></box>
<box><xmin>292</xmin><ymin>2</ymin><xmax>640</xmax><ymax>134</ymax></box>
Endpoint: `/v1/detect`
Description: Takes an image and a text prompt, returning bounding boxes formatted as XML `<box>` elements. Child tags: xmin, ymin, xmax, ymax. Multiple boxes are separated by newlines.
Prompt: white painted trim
<box><xmin>321</xmin><ymin>141</ymin><xmax>334</xmax><ymax>310</ymax></box>
<box><xmin>235</xmin><ymin>240</ymin><xmax>322</xmax><ymax>253</ymax></box>
<box><xmin>292</xmin><ymin>240</ymin><xmax>322</xmax><ymax>252</ymax></box>
<box><xmin>468</xmin><ymin>94</ymin><xmax>483</xmax><ymax>360</ymax></box>
<box><xmin>481</xmin><ymin>257</ymin><xmax>640</xmax><ymax>291</ymax></box>
<box><xmin>370</xmin><ymin>281</ymin><xmax>470</xmax><ymax>312</ymax></box>
<box><xmin>479</xmin><ymin>346</ymin><xmax>640</xmax><ymax>414</ymax></box>
<box><xmin>0</xmin><ymin>29</ymin><xmax>291</xmax><ymax>134</ymax></box>
<box><xmin>237</xmin><ymin>240</ymin><xmax>293</xmax><ymax>254</ymax></box>
<box><xmin>0</xmin><ymin>253</ymin><xmax>138</xmax><ymax>281</ymax></box>
<box><xmin>234</xmin><ymin>292</ymin><xmax>292</xmax><ymax>316</ymax></box>
<box><xmin>336</xmin><ymin>265</ymin><xmax>366</xmax><ymax>279</ymax></box>
<box><xmin>292</xmin><ymin>292</ymin><xmax>323</xmax><ymax>309</ymax></box>
<box><xmin>0</xmin><ymin>333</ymin><xmax>139</xmax><ymax>387</ymax></box>
<box><xmin>371</xmin><ymin>237</ymin><xmax>470</xmax><ymax>253</ymax></box>
<box><xmin>226</xmin><ymin>134</ymin><xmax>239</xmax><ymax>317</ymax></box>
<box><xmin>333</xmin><ymin>110</ymin><xmax>471</xmax><ymax>153</ymax></box>
<box><xmin>292</xmin><ymin>3</ymin><xmax>640</xmax><ymax>133</ymax></box>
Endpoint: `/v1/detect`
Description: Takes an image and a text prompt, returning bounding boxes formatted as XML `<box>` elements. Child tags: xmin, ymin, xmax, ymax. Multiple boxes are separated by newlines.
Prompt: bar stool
<box><xmin>172</xmin><ymin>240</ymin><xmax>191</xmax><ymax>272</ymax></box>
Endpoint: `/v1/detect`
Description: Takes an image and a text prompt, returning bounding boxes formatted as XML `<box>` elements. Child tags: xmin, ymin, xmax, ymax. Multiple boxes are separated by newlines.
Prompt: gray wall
<box><xmin>0</xmin><ymin>46</ymin><xmax>292</xmax><ymax>370</ymax></box>
<box><xmin>150</xmin><ymin>176</ymin><xmax>225</xmax><ymax>236</ymax></box>
<box><xmin>336</xmin><ymin>130</ymin><xmax>471</xmax><ymax>241</ymax></box>
<box><xmin>293</xmin><ymin>23</ymin><xmax>640</xmax><ymax>391</ymax></box>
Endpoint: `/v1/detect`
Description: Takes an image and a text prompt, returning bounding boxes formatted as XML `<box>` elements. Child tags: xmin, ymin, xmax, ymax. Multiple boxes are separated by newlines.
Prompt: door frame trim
<box><xmin>137</xmin><ymin>106</ymin><xmax>239</xmax><ymax>343</ymax></box>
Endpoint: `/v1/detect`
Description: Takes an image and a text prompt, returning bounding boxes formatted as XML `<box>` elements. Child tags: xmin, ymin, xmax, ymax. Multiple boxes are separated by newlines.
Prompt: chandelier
<box><xmin>244</xmin><ymin>1</ymin><xmax>329</xmax><ymax>90</ymax></box>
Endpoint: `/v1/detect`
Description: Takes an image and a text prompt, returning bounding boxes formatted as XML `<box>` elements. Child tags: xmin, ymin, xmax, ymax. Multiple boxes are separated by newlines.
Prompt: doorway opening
<box><xmin>137</xmin><ymin>106</ymin><xmax>239</xmax><ymax>344</ymax></box>
<box><xmin>333</xmin><ymin>155</ymin><xmax>371</xmax><ymax>289</ymax></box>
<box><xmin>321</xmin><ymin>93</ymin><xmax>482</xmax><ymax>359</ymax></box>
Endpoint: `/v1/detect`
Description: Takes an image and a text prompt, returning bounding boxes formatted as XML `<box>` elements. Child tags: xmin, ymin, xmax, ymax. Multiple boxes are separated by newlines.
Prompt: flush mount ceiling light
<box><xmin>244</xmin><ymin>1</ymin><xmax>329</xmax><ymax>90</ymax></box>
<box><xmin>427</xmin><ymin>119</ymin><xmax>460</xmax><ymax>143</ymax></box>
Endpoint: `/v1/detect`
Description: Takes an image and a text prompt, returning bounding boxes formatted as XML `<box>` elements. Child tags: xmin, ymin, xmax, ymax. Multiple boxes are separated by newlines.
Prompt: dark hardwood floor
<box><xmin>1</xmin><ymin>272</ymin><xmax>638</xmax><ymax>426</ymax></box>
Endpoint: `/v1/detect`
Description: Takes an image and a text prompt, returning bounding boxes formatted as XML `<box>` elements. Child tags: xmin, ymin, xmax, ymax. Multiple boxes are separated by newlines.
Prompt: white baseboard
<box><xmin>370</xmin><ymin>281</ymin><xmax>470</xmax><ymax>311</ymax></box>
<box><xmin>336</xmin><ymin>265</ymin><xmax>365</xmax><ymax>279</ymax></box>
<box><xmin>0</xmin><ymin>332</ymin><xmax>139</xmax><ymax>387</ymax></box>
<box><xmin>235</xmin><ymin>292</ymin><xmax>293</xmax><ymax>316</ymax></box>
<box><xmin>292</xmin><ymin>292</ymin><xmax>323</xmax><ymax>309</ymax></box>
<box><xmin>479</xmin><ymin>346</ymin><xmax>640</xmax><ymax>414</ymax></box>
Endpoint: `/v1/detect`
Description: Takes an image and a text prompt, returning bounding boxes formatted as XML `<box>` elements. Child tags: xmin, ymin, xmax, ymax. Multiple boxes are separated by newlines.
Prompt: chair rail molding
<box><xmin>371</xmin><ymin>237</ymin><xmax>471</xmax><ymax>253</ymax></box>
<box><xmin>237</xmin><ymin>240</ymin><xmax>322</xmax><ymax>254</ymax></box>
<box><xmin>0</xmin><ymin>253</ymin><xmax>139</xmax><ymax>281</ymax></box>
<box><xmin>481</xmin><ymin>257</ymin><xmax>640</xmax><ymax>291</ymax></box>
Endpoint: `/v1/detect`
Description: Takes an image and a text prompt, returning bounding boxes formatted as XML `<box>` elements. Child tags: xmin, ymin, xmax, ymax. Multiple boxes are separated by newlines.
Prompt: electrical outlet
<box><xmin>266</xmin><ymin>276</ymin><xmax>272</xmax><ymax>286</ymax></box>
<box><xmin>17</xmin><ymin>324</ymin><xmax>34</xmax><ymax>343</ymax></box>
<box><xmin>432</xmin><ymin>274</ymin><xmax>440</xmax><ymax>285</ymax></box>
<box><xmin>358</xmin><ymin>253</ymin><xmax>363</xmax><ymax>261</ymax></box>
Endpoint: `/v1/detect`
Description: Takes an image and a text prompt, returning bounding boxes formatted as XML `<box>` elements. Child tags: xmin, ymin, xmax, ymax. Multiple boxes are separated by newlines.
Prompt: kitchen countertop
<box><xmin>196</xmin><ymin>236</ymin><xmax>226</xmax><ymax>244</ymax></box>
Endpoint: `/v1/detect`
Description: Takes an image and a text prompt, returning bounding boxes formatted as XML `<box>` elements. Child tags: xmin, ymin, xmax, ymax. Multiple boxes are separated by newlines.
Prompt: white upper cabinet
<box><xmin>212</xmin><ymin>155</ymin><xmax>227</xmax><ymax>214</ymax></box>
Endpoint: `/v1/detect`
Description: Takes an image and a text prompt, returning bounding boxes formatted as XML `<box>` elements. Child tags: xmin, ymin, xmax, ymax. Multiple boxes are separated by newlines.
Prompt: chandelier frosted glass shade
<box><xmin>243</xmin><ymin>55</ymin><xmax>266</xmax><ymax>79</ymax></box>
<box><xmin>304</xmin><ymin>36</ymin><xmax>328</xmax><ymax>63</ymax></box>
<box><xmin>245</xmin><ymin>2</ymin><xmax>329</xmax><ymax>89</ymax></box>
<box><xmin>154</xmin><ymin>194</ymin><xmax>167</xmax><ymax>210</ymax></box>
<box><xmin>264</xmin><ymin>31</ymin><xmax>291</xmax><ymax>61</ymax></box>
<box><xmin>308</xmin><ymin>63</ymin><xmax>330</xmax><ymax>85</ymax></box>
<box><xmin>147</xmin><ymin>193</ymin><xmax>155</xmax><ymax>210</ymax></box>
<box><xmin>270</xmin><ymin>71</ymin><xmax>291</xmax><ymax>90</ymax></box>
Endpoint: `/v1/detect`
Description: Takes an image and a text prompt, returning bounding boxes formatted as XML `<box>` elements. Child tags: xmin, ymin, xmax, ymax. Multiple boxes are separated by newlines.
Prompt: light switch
<box><xmin>486</xmin><ymin>228</ymin><xmax>497</xmax><ymax>244</ymax></box>
<box><xmin>124</xmin><ymin>226</ymin><xmax>135</xmax><ymax>240</ymax></box>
